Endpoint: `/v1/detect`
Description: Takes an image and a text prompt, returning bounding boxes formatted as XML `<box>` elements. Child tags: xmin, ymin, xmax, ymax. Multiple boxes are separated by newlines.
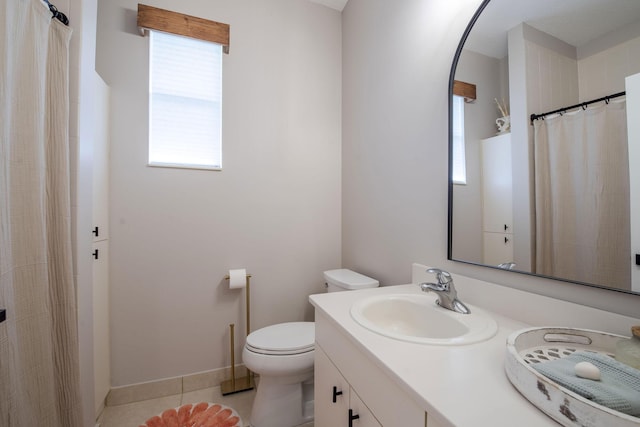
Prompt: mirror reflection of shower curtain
<box><xmin>533</xmin><ymin>101</ymin><xmax>631</xmax><ymax>289</ymax></box>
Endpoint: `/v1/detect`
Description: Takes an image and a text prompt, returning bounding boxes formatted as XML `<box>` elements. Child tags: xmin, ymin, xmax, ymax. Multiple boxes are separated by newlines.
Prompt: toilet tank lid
<box><xmin>323</xmin><ymin>269</ymin><xmax>379</xmax><ymax>289</ymax></box>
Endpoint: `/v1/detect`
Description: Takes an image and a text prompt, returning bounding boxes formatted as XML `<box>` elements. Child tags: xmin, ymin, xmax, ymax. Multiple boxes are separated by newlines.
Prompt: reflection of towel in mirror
<box><xmin>532</xmin><ymin>351</ymin><xmax>640</xmax><ymax>416</ymax></box>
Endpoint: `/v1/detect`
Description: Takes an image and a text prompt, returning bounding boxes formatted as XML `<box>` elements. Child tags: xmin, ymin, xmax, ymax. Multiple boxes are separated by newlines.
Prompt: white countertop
<box><xmin>309</xmin><ymin>266</ymin><xmax>640</xmax><ymax>427</ymax></box>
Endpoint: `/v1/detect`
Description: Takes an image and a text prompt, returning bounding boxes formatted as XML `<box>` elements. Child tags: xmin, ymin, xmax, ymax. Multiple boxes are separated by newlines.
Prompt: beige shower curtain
<box><xmin>0</xmin><ymin>0</ymin><xmax>83</xmax><ymax>425</ymax></box>
<box><xmin>534</xmin><ymin>101</ymin><xmax>630</xmax><ymax>289</ymax></box>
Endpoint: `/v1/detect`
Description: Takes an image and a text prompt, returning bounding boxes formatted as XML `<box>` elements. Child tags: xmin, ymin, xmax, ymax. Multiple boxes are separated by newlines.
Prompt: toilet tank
<box><xmin>323</xmin><ymin>269</ymin><xmax>379</xmax><ymax>293</ymax></box>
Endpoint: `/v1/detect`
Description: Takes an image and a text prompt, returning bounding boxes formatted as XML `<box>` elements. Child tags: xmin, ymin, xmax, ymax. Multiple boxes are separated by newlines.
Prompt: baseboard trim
<box><xmin>106</xmin><ymin>364</ymin><xmax>249</xmax><ymax>406</ymax></box>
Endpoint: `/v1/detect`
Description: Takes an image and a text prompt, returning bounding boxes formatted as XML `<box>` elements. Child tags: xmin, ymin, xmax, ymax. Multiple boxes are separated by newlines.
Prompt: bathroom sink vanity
<box><xmin>314</xmin><ymin>312</ymin><xmax>429</xmax><ymax>426</ymax></box>
<box><xmin>309</xmin><ymin>263</ymin><xmax>640</xmax><ymax>427</ymax></box>
<box><xmin>350</xmin><ymin>293</ymin><xmax>497</xmax><ymax>345</ymax></box>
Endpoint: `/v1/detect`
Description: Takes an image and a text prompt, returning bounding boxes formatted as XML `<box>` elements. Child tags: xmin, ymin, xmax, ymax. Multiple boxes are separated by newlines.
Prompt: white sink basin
<box><xmin>350</xmin><ymin>293</ymin><xmax>498</xmax><ymax>345</ymax></box>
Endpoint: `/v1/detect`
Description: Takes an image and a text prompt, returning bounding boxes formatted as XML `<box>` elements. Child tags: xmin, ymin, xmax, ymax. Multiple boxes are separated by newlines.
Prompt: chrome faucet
<box><xmin>419</xmin><ymin>268</ymin><xmax>470</xmax><ymax>314</ymax></box>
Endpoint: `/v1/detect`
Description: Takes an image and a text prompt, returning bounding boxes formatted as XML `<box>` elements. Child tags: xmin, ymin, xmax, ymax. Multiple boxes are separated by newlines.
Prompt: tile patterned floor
<box><xmin>98</xmin><ymin>385</ymin><xmax>313</xmax><ymax>427</ymax></box>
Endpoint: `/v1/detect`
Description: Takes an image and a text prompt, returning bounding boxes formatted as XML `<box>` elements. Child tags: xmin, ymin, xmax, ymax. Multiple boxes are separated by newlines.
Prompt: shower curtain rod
<box><xmin>42</xmin><ymin>0</ymin><xmax>69</xmax><ymax>25</ymax></box>
<box><xmin>530</xmin><ymin>91</ymin><xmax>625</xmax><ymax>123</ymax></box>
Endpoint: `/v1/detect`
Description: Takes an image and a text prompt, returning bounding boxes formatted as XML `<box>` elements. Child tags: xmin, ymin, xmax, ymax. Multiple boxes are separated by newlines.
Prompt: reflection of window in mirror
<box><xmin>452</xmin><ymin>95</ymin><xmax>466</xmax><ymax>185</ymax></box>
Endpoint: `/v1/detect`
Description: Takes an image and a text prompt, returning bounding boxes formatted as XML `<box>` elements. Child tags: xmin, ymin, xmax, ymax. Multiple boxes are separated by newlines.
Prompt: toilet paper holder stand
<box><xmin>221</xmin><ymin>273</ymin><xmax>255</xmax><ymax>395</ymax></box>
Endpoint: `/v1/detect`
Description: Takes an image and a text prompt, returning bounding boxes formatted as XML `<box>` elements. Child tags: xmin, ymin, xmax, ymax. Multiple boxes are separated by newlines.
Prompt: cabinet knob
<box><xmin>92</xmin><ymin>226</ymin><xmax>99</xmax><ymax>237</ymax></box>
<box><xmin>504</xmin><ymin>236</ymin><xmax>509</xmax><ymax>244</ymax></box>
<box><xmin>504</xmin><ymin>224</ymin><xmax>509</xmax><ymax>231</ymax></box>
<box><xmin>92</xmin><ymin>249</ymin><xmax>99</xmax><ymax>260</ymax></box>
<box><xmin>332</xmin><ymin>386</ymin><xmax>343</xmax><ymax>403</ymax></box>
<box><xmin>349</xmin><ymin>409</ymin><xmax>360</xmax><ymax>427</ymax></box>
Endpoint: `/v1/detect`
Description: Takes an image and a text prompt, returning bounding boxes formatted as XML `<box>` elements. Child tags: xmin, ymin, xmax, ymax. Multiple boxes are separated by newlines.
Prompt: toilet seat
<box><xmin>246</xmin><ymin>322</ymin><xmax>314</xmax><ymax>356</ymax></box>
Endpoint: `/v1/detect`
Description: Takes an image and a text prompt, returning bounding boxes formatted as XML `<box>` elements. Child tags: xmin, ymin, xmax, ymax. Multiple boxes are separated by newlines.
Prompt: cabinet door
<box><xmin>481</xmin><ymin>134</ymin><xmax>513</xmax><ymax>233</ymax></box>
<box><xmin>92</xmin><ymin>240</ymin><xmax>110</xmax><ymax>414</ymax></box>
<box><xmin>315</xmin><ymin>346</ymin><xmax>350</xmax><ymax>426</ymax></box>
<box><xmin>92</xmin><ymin>76</ymin><xmax>110</xmax><ymax>243</ymax></box>
<box><xmin>483</xmin><ymin>232</ymin><xmax>513</xmax><ymax>266</ymax></box>
<box><xmin>349</xmin><ymin>389</ymin><xmax>382</xmax><ymax>427</ymax></box>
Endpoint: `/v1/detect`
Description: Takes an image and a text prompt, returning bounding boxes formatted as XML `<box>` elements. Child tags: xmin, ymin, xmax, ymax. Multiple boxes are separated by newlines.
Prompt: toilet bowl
<box><xmin>242</xmin><ymin>269</ymin><xmax>378</xmax><ymax>427</ymax></box>
<box><xmin>243</xmin><ymin>322</ymin><xmax>315</xmax><ymax>427</ymax></box>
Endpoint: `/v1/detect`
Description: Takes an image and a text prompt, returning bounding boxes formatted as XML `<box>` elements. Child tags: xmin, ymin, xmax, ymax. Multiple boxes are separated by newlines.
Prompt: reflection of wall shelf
<box><xmin>481</xmin><ymin>133</ymin><xmax>513</xmax><ymax>266</ymax></box>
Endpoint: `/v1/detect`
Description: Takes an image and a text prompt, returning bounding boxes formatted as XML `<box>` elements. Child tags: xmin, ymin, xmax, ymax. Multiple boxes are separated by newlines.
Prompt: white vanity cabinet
<box><xmin>314</xmin><ymin>311</ymin><xmax>433</xmax><ymax>427</ymax></box>
<box><xmin>481</xmin><ymin>133</ymin><xmax>514</xmax><ymax>266</ymax></box>
<box><xmin>315</xmin><ymin>346</ymin><xmax>381</xmax><ymax>427</ymax></box>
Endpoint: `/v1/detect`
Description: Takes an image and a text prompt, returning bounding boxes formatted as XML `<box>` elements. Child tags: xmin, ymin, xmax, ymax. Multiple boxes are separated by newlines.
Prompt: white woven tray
<box><xmin>505</xmin><ymin>327</ymin><xmax>639</xmax><ymax>427</ymax></box>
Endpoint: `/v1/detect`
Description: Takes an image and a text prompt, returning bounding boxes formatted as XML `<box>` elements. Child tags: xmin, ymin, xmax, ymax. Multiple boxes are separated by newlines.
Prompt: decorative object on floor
<box><xmin>139</xmin><ymin>402</ymin><xmax>242</xmax><ymax>427</ymax></box>
<box><xmin>222</xmin><ymin>269</ymin><xmax>255</xmax><ymax>395</ymax></box>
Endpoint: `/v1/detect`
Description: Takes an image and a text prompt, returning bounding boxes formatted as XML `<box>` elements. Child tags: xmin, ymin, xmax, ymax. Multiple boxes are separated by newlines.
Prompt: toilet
<box><xmin>242</xmin><ymin>269</ymin><xmax>379</xmax><ymax>427</ymax></box>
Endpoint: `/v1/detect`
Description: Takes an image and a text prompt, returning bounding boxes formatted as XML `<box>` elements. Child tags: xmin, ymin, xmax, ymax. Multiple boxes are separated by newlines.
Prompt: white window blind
<box><xmin>148</xmin><ymin>30</ymin><xmax>223</xmax><ymax>170</ymax></box>
<box><xmin>452</xmin><ymin>95</ymin><xmax>466</xmax><ymax>184</ymax></box>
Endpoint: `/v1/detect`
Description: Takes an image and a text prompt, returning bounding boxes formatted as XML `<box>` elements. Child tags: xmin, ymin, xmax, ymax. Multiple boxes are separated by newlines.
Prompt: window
<box><xmin>137</xmin><ymin>4</ymin><xmax>230</xmax><ymax>170</ymax></box>
<box><xmin>452</xmin><ymin>95</ymin><xmax>466</xmax><ymax>185</ymax></box>
<box><xmin>148</xmin><ymin>31</ymin><xmax>222</xmax><ymax>169</ymax></box>
<box><xmin>451</xmin><ymin>80</ymin><xmax>475</xmax><ymax>185</ymax></box>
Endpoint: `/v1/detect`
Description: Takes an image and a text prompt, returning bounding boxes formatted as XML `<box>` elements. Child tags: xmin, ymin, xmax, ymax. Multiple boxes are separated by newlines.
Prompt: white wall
<box><xmin>579</xmin><ymin>35</ymin><xmax>640</xmax><ymax>100</ymax></box>
<box><xmin>96</xmin><ymin>0</ymin><xmax>342</xmax><ymax>387</ymax></box>
<box><xmin>342</xmin><ymin>0</ymin><xmax>481</xmax><ymax>284</ymax></box>
<box><xmin>507</xmin><ymin>24</ymin><xmax>579</xmax><ymax>272</ymax></box>
<box><xmin>522</xmin><ymin>25</ymin><xmax>579</xmax><ymax>122</ymax></box>
<box><xmin>451</xmin><ymin>50</ymin><xmax>503</xmax><ymax>263</ymax></box>
<box><xmin>342</xmin><ymin>0</ymin><xmax>640</xmax><ymax>317</ymax></box>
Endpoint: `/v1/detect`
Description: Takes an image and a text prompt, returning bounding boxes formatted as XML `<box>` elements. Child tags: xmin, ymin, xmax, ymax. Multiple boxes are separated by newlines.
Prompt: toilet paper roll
<box><xmin>228</xmin><ymin>269</ymin><xmax>247</xmax><ymax>289</ymax></box>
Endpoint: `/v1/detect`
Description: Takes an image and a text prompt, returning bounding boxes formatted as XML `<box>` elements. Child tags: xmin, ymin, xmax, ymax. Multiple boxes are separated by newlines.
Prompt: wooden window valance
<box><xmin>137</xmin><ymin>4</ymin><xmax>230</xmax><ymax>53</ymax></box>
<box><xmin>453</xmin><ymin>80</ymin><xmax>476</xmax><ymax>103</ymax></box>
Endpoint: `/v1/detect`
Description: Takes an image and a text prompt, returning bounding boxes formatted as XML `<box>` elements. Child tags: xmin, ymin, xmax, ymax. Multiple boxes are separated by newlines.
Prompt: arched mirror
<box><xmin>448</xmin><ymin>0</ymin><xmax>640</xmax><ymax>295</ymax></box>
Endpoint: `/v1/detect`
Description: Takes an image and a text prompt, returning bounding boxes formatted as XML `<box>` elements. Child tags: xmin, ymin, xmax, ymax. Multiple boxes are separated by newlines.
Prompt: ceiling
<box><xmin>308</xmin><ymin>0</ymin><xmax>348</xmax><ymax>12</ymax></box>
<box><xmin>305</xmin><ymin>0</ymin><xmax>640</xmax><ymax>59</ymax></box>
<box><xmin>462</xmin><ymin>0</ymin><xmax>640</xmax><ymax>59</ymax></box>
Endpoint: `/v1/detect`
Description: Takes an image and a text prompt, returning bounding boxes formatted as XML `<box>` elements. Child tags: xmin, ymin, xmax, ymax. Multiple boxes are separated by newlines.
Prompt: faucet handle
<box><xmin>426</xmin><ymin>268</ymin><xmax>452</xmax><ymax>286</ymax></box>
